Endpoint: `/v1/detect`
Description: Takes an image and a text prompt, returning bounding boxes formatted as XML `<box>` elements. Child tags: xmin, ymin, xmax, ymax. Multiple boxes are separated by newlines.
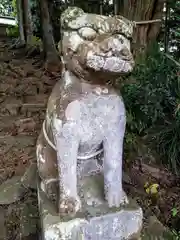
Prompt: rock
<box><xmin>0</xmin><ymin>135</ymin><xmax>35</xmax><ymax>147</ymax></box>
<box><xmin>24</xmin><ymin>94</ymin><xmax>48</xmax><ymax>105</ymax></box>
<box><xmin>34</xmin><ymin>70</ymin><xmax>43</xmax><ymax>78</ymax></box>
<box><xmin>15</xmin><ymin>118</ymin><xmax>36</xmax><ymax>133</ymax></box>
<box><xmin>141</xmin><ymin>215</ymin><xmax>173</xmax><ymax>239</ymax></box>
<box><xmin>14</xmin><ymin>84</ymin><xmax>38</xmax><ymax>96</ymax></box>
<box><xmin>122</xmin><ymin>172</ymin><xmax>132</xmax><ymax>185</ymax></box>
<box><xmin>0</xmin><ymin>176</ymin><xmax>26</xmax><ymax>205</ymax></box>
<box><xmin>21</xmin><ymin>163</ymin><xmax>37</xmax><ymax>190</ymax></box>
<box><xmin>0</xmin><ymin>83</ymin><xmax>13</xmax><ymax>93</ymax></box>
<box><xmin>22</xmin><ymin>64</ymin><xmax>35</xmax><ymax>77</ymax></box>
<box><xmin>41</xmin><ymin>75</ymin><xmax>56</xmax><ymax>86</ymax></box>
<box><xmin>148</xmin><ymin>216</ymin><xmax>166</xmax><ymax>233</ymax></box>
<box><xmin>0</xmin><ymin>207</ymin><xmax>6</xmax><ymax>240</ymax></box>
<box><xmin>0</xmin><ymin>116</ymin><xmax>18</xmax><ymax>130</ymax></box>
<box><xmin>20</xmin><ymin>94</ymin><xmax>48</xmax><ymax>116</ymax></box>
<box><xmin>21</xmin><ymin>104</ymin><xmax>46</xmax><ymax>117</ymax></box>
<box><xmin>38</xmin><ymin>174</ymin><xmax>143</xmax><ymax>240</ymax></box>
<box><xmin>0</xmin><ymin>169</ymin><xmax>9</xmax><ymax>185</ymax></box>
<box><xmin>4</xmin><ymin>98</ymin><xmax>22</xmax><ymax>116</ymax></box>
<box><xmin>19</xmin><ymin>198</ymin><xmax>39</xmax><ymax>237</ymax></box>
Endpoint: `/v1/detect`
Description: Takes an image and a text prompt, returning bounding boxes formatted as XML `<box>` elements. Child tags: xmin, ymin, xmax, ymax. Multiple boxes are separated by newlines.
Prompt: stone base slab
<box><xmin>38</xmin><ymin>174</ymin><xmax>143</xmax><ymax>240</ymax></box>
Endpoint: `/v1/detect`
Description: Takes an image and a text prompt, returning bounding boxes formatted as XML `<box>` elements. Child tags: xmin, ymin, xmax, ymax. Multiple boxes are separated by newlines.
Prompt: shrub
<box><xmin>121</xmin><ymin>43</ymin><xmax>180</xmax><ymax>173</ymax></box>
<box><xmin>6</xmin><ymin>25</ymin><xmax>19</xmax><ymax>38</ymax></box>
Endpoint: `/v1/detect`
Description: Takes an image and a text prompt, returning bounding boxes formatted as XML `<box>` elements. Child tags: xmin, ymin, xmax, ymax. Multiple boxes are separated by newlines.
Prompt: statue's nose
<box><xmin>99</xmin><ymin>42</ymin><xmax>111</xmax><ymax>53</ymax></box>
<box><xmin>120</xmin><ymin>48</ymin><xmax>130</xmax><ymax>57</ymax></box>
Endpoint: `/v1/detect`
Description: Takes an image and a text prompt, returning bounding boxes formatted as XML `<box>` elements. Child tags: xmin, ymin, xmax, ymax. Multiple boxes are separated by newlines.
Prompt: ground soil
<box><xmin>0</xmin><ymin>37</ymin><xmax>180</xmax><ymax>239</ymax></box>
<box><xmin>0</xmin><ymin>37</ymin><xmax>58</xmax><ymax>239</ymax></box>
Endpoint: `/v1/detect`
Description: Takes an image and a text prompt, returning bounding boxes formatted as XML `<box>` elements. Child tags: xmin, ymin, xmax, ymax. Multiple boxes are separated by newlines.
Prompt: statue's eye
<box><xmin>113</xmin><ymin>34</ymin><xmax>124</xmax><ymax>44</ymax></box>
<box><xmin>78</xmin><ymin>27</ymin><xmax>97</xmax><ymax>41</ymax></box>
<box><xmin>119</xmin><ymin>38</ymin><xmax>124</xmax><ymax>44</ymax></box>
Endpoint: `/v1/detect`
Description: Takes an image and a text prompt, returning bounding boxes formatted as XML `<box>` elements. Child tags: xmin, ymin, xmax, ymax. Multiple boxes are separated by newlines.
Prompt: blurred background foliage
<box><xmin>122</xmin><ymin>43</ymin><xmax>180</xmax><ymax>173</ymax></box>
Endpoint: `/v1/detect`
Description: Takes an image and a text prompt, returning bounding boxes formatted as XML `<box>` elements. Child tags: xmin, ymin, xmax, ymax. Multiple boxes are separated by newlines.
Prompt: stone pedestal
<box><xmin>38</xmin><ymin>174</ymin><xmax>143</xmax><ymax>240</ymax></box>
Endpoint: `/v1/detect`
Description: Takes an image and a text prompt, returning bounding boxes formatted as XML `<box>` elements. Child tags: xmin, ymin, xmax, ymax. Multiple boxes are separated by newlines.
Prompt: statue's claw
<box><xmin>106</xmin><ymin>189</ymin><xmax>129</xmax><ymax>208</ymax></box>
<box><xmin>59</xmin><ymin>196</ymin><xmax>81</xmax><ymax>217</ymax></box>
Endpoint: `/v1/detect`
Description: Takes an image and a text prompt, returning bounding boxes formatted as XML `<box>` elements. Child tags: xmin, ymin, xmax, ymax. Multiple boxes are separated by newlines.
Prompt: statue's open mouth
<box><xmin>86</xmin><ymin>54</ymin><xmax>134</xmax><ymax>73</ymax></box>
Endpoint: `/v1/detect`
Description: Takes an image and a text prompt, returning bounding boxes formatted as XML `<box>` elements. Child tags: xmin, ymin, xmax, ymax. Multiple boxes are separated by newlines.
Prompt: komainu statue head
<box><xmin>60</xmin><ymin>7</ymin><xmax>135</xmax><ymax>83</ymax></box>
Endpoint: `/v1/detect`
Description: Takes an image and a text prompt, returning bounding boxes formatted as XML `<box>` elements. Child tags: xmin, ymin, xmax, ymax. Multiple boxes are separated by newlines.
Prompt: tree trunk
<box><xmin>16</xmin><ymin>0</ymin><xmax>25</xmax><ymax>45</ymax></box>
<box><xmin>164</xmin><ymin>1</ymin><xmax>170</xmax><ymax>53</ymax></box>
<box><xmin>23</xmin><ymin>0</ymin><xmax>33</xmax><ymax>45</ymax></box>
<box><xmin>113</xmin><ymin>0</ymin><xmax>118</xmax><ymax>15</ymax></box>
<box><xmin>120</xmin><ymin>0</ymin><xmax>164</xmax><ymax>55</ymax></box>
<box><xmin>39</xmin><ymin>0</ymin><xmax>61</xmax><ymax>73</ymax></box>
<box><xmin>100</xmin><ymin>0</ymin><xmax>103</xmax><ymax>15</ymax></box>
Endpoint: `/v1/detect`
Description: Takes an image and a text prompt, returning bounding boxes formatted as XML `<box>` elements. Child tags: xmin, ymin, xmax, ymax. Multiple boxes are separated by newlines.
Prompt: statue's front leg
<box><xmin>103</xmin><ymin>112</ymin><xmax>128</xmax><ymax>207</ymax></box>
<box><xmin>53</xmin><ymin>119</ymin><xmax>81</xmax><ymax>216</ymax></box>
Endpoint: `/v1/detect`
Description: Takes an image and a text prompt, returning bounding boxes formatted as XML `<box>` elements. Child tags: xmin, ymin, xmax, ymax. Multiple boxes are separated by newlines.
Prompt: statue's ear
<box><xmin>61</xmin><ymin>7</ymin><xmax>84</xmax><ymax>28</ymax></box>
<box><xmin>115</xmin><ymin>15</ymin><xmax>134</xmax><ymax>39</ymax></box>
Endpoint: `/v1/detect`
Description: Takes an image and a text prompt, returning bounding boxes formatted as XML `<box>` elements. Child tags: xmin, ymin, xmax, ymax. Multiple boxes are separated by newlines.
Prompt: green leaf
<box><xmin>172</xmin><ymin>208</ymin><xmax>178</xmax><ymax>217</ymax></box>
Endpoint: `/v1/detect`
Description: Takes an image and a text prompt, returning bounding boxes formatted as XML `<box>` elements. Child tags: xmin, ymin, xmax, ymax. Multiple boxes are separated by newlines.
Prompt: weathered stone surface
<box><xmin>14</xmin><ymin>84</ymin><xmax>38</xmax><ymax>96</ymax></box>
<box><xmin>0</xmin><ymin>176</ymin><xmax>26</xmax><ymax>205</ymax></box>
<box><xmin>20</xmin><ymin>94</ymin><xmax>47</xmax><ymax>117</ymax></box>
<box><xmin>122</xmin><ymin>172</ymin><xmax>132</xmax><ymax>185</ymax></box>
<box><xmin>0</xmin><ymin>207</ymin><xmax>6</xmax><ymax>240</ymax></box>
<box><xmin>0</xmin><ymin>83</ymin><xmax>14</xmax><ymax>93</ymax></box>
<box><xmin>37</xmin><ymin>5</ymin><xmax>136</xmax><ymax>217</ymax></box>
<box><xmin>0</xmin><ymin>116</ymin><xmax>18</xmax><ymax>130</ymax></box>
<box><xmin>36</xmin><ymin>7</ymin><xmax>143</xmax><ymax>240</ymax></box>
<box><xmin>21</xmin><ymin>103</ymin><xmax>46</xmax><ymax>117</ymax></box>
<box><xmin>15</xmin><ymin>117</ymin><xmax>36</xmax><ymax>133</ymax></box>
<box><xmin>19</xmin><ymin>199</ymin><xmax>39</xmax><ymax>237</ymax></box>
<box><xmin>3</xmin><ymin>98</ymin><xmax>22</xmax><ymax>116</ymax></box>
<box><xmin>21</xmin><ymin>163</ymin><xmax>37</xmax><ymax>190</ymax></box>
<box><xmin>0</xmin><ymin>135</ymin><xmax>35</xmax><ymax>147</ymax></box>
<box><xmin>142</xmin><ymin>215</ymin><xmax>173</xmax><ymax>239</ymax></box>
<box><xmin>24</xmin><ymin>95</ymin><xmax>48</xmax><ymax>105</ymax></box>
<box><xmin>38</xmin><ymin>174</ymin><xmax>143</xmax><ymax>240</ymax></box>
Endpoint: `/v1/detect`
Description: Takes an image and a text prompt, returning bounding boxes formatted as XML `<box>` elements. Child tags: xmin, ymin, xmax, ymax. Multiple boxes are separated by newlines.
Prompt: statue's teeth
<box><xmin>107</xmin><ymin>51</ymin><xmax>112</xmax><ymax>57</ymax></box>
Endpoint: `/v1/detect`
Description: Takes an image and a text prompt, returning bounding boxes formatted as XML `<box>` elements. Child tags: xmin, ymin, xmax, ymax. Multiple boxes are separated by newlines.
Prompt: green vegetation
<box><xmin>6</xmin><ymin>25</ymin><xmax>18</xmax><ymax>37</ymax></box>
<box><xmin>122</xmin><ymin>43</ymin><xmax>180</xmax><ymax>173</ymax></box>
<box><xmin>171</xmin><ymin>230</ymin><xmax>180</xmax><ymax>239</ymax></box>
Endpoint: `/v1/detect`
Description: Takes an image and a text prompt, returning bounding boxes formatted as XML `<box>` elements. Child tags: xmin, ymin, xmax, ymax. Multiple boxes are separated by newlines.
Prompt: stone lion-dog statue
<box><xmin>36</xmin><ymin>7</ymin><xmax>135</xmax><ymax>217</ymax></box>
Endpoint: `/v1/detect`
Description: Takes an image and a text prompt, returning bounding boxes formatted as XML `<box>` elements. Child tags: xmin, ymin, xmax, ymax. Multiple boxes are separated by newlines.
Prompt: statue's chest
<box><xmin>78</xmin><ymin>94</ymin><xmax>119</xmax><ymax>143</ymax></box>
<box><xmin>79</xmin><ymin>104</ymin><xmax>103</xmax><ymax>142</ymax></box>
<box><xmin>49</xmin><ymin>93</ymin><xmax>123</xmax><ymax>151</ymax></box>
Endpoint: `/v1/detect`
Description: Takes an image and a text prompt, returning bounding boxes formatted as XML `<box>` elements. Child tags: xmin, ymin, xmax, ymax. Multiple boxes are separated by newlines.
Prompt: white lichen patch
<box><xmin>36</xmin><ymin>144</ymin><xmax>45</xmax><ymax>163</ymax></box>
<box><xmin>65</xmin><ymin>100</ymin><xmax>81</xmax><ymax>122</ymax></box>
<box><xmin>44</xmin><ymin>218</ymin><xmax>88</xmax><ymax>240</ymax></box>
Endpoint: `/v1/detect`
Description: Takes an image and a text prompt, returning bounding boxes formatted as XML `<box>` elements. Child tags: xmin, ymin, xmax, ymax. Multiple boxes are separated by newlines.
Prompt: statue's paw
<box><xmin>59</xmin><ymin>195</ymin><xmax>81</xmax><ymax>217</ymax></box>
<box><xmin>106</xmin><ymin>189</ymin><xmax>129</xmax><ymax>208</ymax></box>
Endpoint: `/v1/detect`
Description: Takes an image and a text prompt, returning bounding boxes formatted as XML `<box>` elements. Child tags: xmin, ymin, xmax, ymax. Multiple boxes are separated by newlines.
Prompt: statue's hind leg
<box><xmin>36</xmin><ymin>129</ymin><xmax>59</xmax><ymax>205</ymax></box>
